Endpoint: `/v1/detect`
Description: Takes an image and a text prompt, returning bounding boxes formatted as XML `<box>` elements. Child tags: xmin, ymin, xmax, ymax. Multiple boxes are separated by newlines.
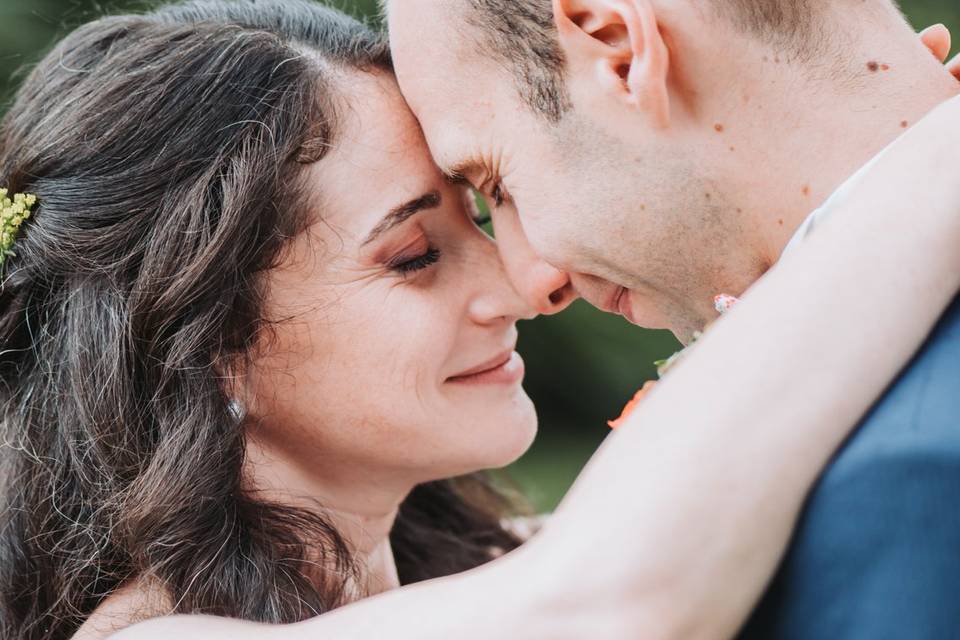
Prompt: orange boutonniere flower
<box><xmin>607</xmin><ymin>381</ymin><xmax>658</xmax><ymax>429</ymax></box>
<box><xmin>608</xmin><ymin>293</ymin><xmax>740</xmax><ymax>430</ymax></box>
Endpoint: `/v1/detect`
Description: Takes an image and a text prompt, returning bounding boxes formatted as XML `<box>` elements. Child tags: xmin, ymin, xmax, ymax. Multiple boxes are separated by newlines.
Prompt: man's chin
<box><xmin>671</xmin><ymin>313</ymin><xmax>718</xmax><ymax>346</ymax></box>
<box><xmin>656</xmin><ymin>304</ymin><xmax>715</xmax><ymax>346</ymax></box>
<box><xmin>672</xmin><ymin>328</ymin><xmax>700</xmax><ymax>347</ymax></box>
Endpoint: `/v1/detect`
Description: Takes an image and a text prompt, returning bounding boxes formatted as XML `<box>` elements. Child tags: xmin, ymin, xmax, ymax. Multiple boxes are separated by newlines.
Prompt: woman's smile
<box><xmin>446</xmin><ymin>350</ymin><xmax>525</xmax><ymax>386</ymax></box>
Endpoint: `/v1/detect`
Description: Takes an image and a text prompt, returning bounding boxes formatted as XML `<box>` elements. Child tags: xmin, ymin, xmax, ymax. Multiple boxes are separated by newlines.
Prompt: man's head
<box><xmin>387</xmin><ymin>0</ymin><xmax>957</xmax><ymax>340</ymax></box>
<box><xmin>452</xmin><ymin>0</ymin><xmax>817</xmax><ymax>122</ymax></box>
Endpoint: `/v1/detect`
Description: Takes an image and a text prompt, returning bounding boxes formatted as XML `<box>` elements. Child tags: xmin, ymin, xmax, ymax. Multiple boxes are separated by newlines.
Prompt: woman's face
<box><xmin>245</xmin><ymin>72</ymin><xmax>538</xmax><ymax>493</ymax></box>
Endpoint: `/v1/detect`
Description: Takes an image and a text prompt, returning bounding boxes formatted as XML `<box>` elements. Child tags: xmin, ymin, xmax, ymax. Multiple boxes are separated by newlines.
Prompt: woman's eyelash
<box><xmin>474</xmin><ymin>213</ymin><xmax>492</xmax><ymax>227</ymax></box>
<box><xmin>388</xmin><ymin>247</ymin><xmax>442</xmax><ymax>275</ymax></box>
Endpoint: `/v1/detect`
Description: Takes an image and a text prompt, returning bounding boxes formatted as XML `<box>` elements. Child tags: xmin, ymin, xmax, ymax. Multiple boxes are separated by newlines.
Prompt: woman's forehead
<box><xmin>299</xmin><ymin>83</ymin><xmax>446</xmax><ymax>240</ymax></box>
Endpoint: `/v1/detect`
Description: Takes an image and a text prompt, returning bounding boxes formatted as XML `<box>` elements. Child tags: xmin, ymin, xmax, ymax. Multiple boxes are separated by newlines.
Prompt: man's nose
<box><xmin>515</xmin><ymin>260</ymin><xmax>578</xmax><ymax>316</ymax></box>
<box><xmin>493</xmin><ymin>206</ymin><xmax>578</xmax><ymax>316</ymax></box>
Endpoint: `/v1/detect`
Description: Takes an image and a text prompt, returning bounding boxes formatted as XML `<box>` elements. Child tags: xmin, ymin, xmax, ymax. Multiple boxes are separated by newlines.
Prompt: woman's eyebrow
<box><xmin>362</xmin><ymin>190</ymin><xmax>442</xmax><ymax>246</ymax></box>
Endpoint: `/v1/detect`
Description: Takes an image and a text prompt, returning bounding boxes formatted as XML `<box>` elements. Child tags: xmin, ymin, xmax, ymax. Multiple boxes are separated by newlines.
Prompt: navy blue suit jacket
<box><xmin>738</xmin><ymin>296</ymin><xmax>960</xmax><ymax>638</ymax></box>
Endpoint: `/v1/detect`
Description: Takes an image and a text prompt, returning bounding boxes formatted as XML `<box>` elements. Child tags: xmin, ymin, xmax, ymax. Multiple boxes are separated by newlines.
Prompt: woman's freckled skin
<box><xmin>729</xmin><ymin>146</ymin><xmax>736</xmax><ymax>152</ymax></box>
<box><xmin>901</xmin><ymin>120</ymin><xmax>909</xmax><ymax>128</ymax></box>
<box><xmin>778</xmin><ymin>218</ymin><xmax>784</xmax><ymax>226</ymax></box>
<box><xmin>881</xmin><ymin>63</ymin><xmax>890</xmax><ymax>71</ymax></box>
<box><xmin>802</xmin><ymin>185</ymin><xmax>811</xmax><ymax>197</ymax></box>
<box><xmin>714</xmin><ymin>123</ymin><xmax>725</xmax><ymax>133</ymax></box>
<box><xmin>867</xmin><ymin>61</ymin><xmax>880</xmax><ymax>72</ymax></box>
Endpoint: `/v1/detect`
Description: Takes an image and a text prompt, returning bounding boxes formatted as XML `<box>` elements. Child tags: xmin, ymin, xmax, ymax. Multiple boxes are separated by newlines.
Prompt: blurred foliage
<box><xmin>0</xmin><ymin>0</ymin><xmax>956</xmax><ymax>511</ymax></box>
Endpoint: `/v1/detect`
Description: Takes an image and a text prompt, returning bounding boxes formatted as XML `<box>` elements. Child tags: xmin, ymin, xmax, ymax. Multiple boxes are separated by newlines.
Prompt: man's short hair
<box><xmin>463</xmin><ymin>0</ymin><xmax>569</xmax><ymax>122</ymax></box>
<box><xmin>463</xmin><ymin>0</ymin><xmax>821</xmax><ymax>122</ymax></box>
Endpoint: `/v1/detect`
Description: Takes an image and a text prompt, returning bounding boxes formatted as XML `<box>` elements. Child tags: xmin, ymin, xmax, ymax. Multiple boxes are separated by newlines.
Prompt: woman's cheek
<box><xmin>395</xmin><ymin>301</ymin><xmax>455</xmax><ymax>397</ymax></box>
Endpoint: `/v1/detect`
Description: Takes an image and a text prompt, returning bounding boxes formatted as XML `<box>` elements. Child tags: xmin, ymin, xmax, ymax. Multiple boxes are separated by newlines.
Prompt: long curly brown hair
<box><xmin>0</xmin><ymin>2</ymin><xmax>524</xmax><ymax>638</ymax></box>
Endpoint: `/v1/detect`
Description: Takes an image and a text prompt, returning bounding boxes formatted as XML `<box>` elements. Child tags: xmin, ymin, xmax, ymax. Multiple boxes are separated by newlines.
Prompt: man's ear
<box><xmin>552</xmin><ymin>0</ymin><xmax>670</xmax><ymax>127</ymax></box>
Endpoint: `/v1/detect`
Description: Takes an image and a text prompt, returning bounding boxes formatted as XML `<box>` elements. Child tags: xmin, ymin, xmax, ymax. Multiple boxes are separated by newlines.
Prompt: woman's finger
<box><xmin>920</xmin><ymin>24</ymin><xmax>952</xmax><ymax>62</ymax></box>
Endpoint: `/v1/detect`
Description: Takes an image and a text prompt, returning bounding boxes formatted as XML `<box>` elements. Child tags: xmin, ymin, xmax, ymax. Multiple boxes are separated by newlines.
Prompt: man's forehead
<box><xmin>418</xmin><ymin>118</ymin><xmax>477</xmax><ymax>181</ymax></box>
<box><xmin>385</xmin><ymin>0</ymin><xmax>461</xmax><ymax>35</ymax></box>
<box><xmin>385</xmin><ymin>0</ymin><xmax>510</xmax><ymax>179</ymax></box>
<box><xmin>409</xmin><ymin>88</ymin><xmax>517</xmax><ymax>191</ymax></box>
<box><xmin>387</xmin><ymin>0</ymin><xmax>489</xmax><ymax>73</ymax></box>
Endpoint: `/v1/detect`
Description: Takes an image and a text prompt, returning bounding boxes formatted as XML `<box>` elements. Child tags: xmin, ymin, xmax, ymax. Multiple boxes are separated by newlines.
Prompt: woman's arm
<box><xmin>534</xmin><ymin>92</ymin><xmax>960</xmax><ymax>639</ymax></box>
<box><xmin>113</xmin><ymin>95</ymin><xmax>960</xmax><ymax>640</ymax></box>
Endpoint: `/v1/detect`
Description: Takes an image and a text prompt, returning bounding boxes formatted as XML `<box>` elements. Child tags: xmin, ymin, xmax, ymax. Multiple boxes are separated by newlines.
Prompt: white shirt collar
<box><xmin>782</xmin><ymin>143</ymin><xmax>893</xmax><ymax>256</ymax></box>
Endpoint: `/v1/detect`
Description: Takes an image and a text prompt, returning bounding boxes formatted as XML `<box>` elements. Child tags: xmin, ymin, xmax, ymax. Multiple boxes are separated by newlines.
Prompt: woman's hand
<box><xmin>919</xmin><ymin>23</ymin><xmax>960</xmax><ymax>80</ymax></box>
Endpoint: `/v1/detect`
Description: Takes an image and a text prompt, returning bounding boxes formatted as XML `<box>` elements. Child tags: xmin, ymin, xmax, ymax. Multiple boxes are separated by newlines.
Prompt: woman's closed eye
<box><xmin>387</xmin><ymin>246</ymin><xmax>442</xmax><ymax>276</ymax></box>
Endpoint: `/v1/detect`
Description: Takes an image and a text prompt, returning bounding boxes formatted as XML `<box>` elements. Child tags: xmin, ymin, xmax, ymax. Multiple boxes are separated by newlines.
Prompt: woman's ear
<box><xmin>217</xmin><ymin>358</ymin><xmax>253</xmax><ymax>420</ymax></box>
<box><xmin>552</xmin><ymin>0</ymin><xmax>671</xmax><ymax>127</ymax></box>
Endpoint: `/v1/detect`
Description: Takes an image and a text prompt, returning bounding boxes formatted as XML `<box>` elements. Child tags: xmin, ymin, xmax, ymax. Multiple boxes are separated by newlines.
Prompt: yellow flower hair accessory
<box><xmin>0</xmin><ymin>188</ymin><xmax>37</xmax><ymax>267</ymax></box>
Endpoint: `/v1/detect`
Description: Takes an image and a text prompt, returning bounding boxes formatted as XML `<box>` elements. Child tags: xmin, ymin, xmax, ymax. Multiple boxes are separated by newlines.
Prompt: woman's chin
<box><xmin>472</xmin><ymin>399</ymin><xmax>539</xmax><ymax>470</ymax></box>
<box><xmin>426</xmin><ymin>395</ymin><xmax>537</xmax><ymax>475</ymax></box>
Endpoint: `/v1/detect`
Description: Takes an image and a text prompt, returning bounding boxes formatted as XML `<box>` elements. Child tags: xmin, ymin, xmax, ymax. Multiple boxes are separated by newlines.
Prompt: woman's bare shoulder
<box><xmin>72</xmin><ymin>578</ymin><xmax>171</xmax><ymax>640</ymax></box>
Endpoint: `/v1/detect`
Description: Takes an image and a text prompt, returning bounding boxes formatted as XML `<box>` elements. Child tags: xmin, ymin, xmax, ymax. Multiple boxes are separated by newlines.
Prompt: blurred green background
<box><xmin>0</xmin><ymin>0</ymin><xmax>956</xmax><ymax>512</ymax></box>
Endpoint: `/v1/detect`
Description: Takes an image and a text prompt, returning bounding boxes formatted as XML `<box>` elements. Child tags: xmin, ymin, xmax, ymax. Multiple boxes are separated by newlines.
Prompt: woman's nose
<box><xmin>464</xmin><ymin>246</ymin><xmax>533</xmax><ymax>325</ymax></box>
<box><xmin>466</xmin><ymin>236</ymin><xmax>574</xmax><ymax>326</ymax></box>
<box><xmin>492</xmin><ymin>206</ymin><xmax>577</xmax><ymax>316</ymax></box>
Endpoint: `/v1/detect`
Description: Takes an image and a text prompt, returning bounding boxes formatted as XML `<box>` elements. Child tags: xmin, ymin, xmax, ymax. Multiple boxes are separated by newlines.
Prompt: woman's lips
<box><xmin>447</xmin><ymin>351</ymin><xmax>525</xmax><ymax>385</ymax></box>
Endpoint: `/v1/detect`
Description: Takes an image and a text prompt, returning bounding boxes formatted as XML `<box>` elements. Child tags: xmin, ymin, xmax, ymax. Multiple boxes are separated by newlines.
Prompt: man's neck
<box><xmin>709</xmin><ymin>15</ymin><xmax>960</xmax><ymax>265</ymax></box>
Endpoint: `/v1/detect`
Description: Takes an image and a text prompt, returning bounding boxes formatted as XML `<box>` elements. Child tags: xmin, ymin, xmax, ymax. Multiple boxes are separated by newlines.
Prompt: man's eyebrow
<box><xmin>362</xmin><ymin>190</ymin><xmax>442</xmax><ymax>246</ymax></box>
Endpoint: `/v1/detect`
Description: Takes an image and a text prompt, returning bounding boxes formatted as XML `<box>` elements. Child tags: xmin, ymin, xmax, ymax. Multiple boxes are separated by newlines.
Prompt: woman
<box><xmin>0</xmin><ymin>1</ymin><xmax>957</xmax><ymax>639</ymax></box>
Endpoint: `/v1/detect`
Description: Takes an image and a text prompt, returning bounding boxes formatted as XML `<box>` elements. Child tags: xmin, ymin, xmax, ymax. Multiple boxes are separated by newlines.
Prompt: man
<box><xmin>386</xmin><ymin>1</ymin><xmax>960</xmax><ymax>637</ymax></box>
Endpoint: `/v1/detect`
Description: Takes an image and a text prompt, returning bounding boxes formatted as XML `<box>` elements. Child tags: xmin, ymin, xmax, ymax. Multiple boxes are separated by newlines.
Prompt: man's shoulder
<box><xmin>799</xmin><ymin>291</ymin><xmax>960</xmax><ymax>525</ymax></box>
<box><xmin>815</xmin><ymin>288</ymin><xmax>960</xmax><ymax>511</ymax></box>
<box><xmin>737</xmin><ymin>297</ymin><xmax>960</xmax><ymax>639</ymax></box>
